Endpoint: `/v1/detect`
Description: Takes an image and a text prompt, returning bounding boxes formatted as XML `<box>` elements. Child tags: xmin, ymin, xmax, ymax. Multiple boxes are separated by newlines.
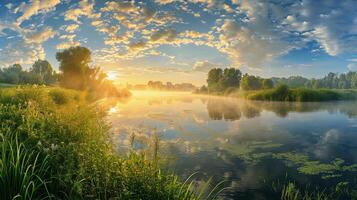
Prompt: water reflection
<box><xmin>106</xmin><ymin>91</ymin><xmax>357</xmax><ymax>199</ymax></box>
<box><xmin>205</xmin><ymin>98</ymin><xmax>357</xmax><ymax>121</ymax></box>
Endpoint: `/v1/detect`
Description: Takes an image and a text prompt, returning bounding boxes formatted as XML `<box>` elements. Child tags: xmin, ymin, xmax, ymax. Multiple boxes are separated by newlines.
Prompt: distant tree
<box><xmin>31</xmin><ymin>60</ymin><xmax>56</xmax><ymax>85</ymax></box>
<box><xmin>2</xmin><ymin>64</ymin><xmax>23</xmax><ymax>84</ymax></box>
<box><xmin>262</xmin><ymin>79</ymin><xmax>274</xmax><ymax>89</ymax></box>
<box><xmin>56</xmin><ymin>46</ymin><xmax>92</xmax><ymax>90</ymax></box>
<box><xmin>221</xmin><ymin>68</ymin><xmax>242</xmax><ymax>88</ymax></box>
<box><xmin>199</xmin><ymin>85</ymin><xmax>208</xmax><ymax>93</ymax></box>
<box><xmin>240</xmin><ymin>74</ymin><xmax>262</xmax><ymax>90</ymax></box>
<box><xmin>207</xmin><ymin>68</ymin><xmax>223</xmax><ymax>92</ymax></box>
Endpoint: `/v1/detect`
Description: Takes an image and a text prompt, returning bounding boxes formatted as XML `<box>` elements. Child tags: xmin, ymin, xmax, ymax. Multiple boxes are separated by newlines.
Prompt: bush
<box><xmin>48</xmin><ymin>88</ymin><xmax>77</xmax><ymax>105</ymax></box>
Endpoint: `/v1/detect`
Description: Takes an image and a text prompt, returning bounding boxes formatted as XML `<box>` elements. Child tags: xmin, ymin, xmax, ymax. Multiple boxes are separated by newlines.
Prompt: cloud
<box><xmin>150</xmin><ymin>29</ymin><xmax>178</xmax><ymax>43</ymax></box>
<box><xmin>65</xmin><ymin>0</ymin><xmax>99</xmax><ymax>22</ymax></box>
<box><xmin>284</xmin><ymin>0</ymin><xmax>357</xmax><ymax>55</ymax></box>
<box><xmin>24</xmin><ymin>27</ymin><xmax>56</xmax><ymax>43</ymax></box>
<box><xmin>347</xmin><ymin>63</ymin><xmax>357</xmax><ymax>71</ymax></box>
<box><xmin>65</xmin><ymin>24</ymin><xmax>79</xmax><ymax>33</ymax></box>
<box><xmin>56</xmin><ymin>40</ymin><xmax>81</xmax><ymax>49</ymax></box>
<box><xmin>155</xmin><ymin>0</ymin><xmax>178</xmax><ymax>5</ymax></box>
<box><xmin>217</xmin><ymin>20</ymin><xmax>292</xmax><ymax>68</ymax></box>
<box><xmin>15</xmin><ymin>0</ymin><xmax>61</xmax><ymax>24</ymax></box>
<box><xmin>193</xmin><ymin>60</ymin><xmax>218</xmax><ymax>72</ymax></box>
<box><xmin>0</xmin><ymin>39</ymin><xmax>46</xmax><ymax>67</ymax></box>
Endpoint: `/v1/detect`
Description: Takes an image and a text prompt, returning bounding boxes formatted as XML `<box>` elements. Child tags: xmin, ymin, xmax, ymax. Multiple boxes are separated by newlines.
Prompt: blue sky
<box><xmin>0</xmin><ymin>0</ymin><xmax>356</xmax><ymax>85</ymax></box>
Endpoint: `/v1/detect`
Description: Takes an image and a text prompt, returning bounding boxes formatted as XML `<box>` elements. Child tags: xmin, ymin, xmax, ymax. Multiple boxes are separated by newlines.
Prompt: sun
<box><xmin>106</xmin><ymin>71</ymin><xmax>118</xmax><ymax>81</ymax></box>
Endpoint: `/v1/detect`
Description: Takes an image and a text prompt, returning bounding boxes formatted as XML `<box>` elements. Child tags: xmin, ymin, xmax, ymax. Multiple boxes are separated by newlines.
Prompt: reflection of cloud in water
<box><xmin>106</xmin><ymin>92</ymin><xmax>357</xmax><ymax>196</ymax></box>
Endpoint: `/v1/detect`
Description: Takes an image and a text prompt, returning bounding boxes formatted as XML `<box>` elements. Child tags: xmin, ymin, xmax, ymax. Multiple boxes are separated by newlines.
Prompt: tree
<box><xmin>221</xmin><ymin>68</ymin><xmax>242</xmax><ymax>88</ymax></box>
<box><xmin>207</xmin><ymin>68</ymin><xmax>223</xmax><ymax>92</ymax></box>
<box><xmin>240</xmin><ymin>74</ymin><xmax>262</xmax><ymax>90</ymax></box>
<box><xmin>262</xmin><ymin>79</ymin><xmax>274</xmax><ymax>89</ymax></box>
<box><xmin>56</xmin><ymin>46</ymin><xmax>92</xmax><ymax>90</ymax></box>
<box><xmin>31</xmin><ymin>60</ymin><xmax>56</xmax><ymax>84</ymax></box>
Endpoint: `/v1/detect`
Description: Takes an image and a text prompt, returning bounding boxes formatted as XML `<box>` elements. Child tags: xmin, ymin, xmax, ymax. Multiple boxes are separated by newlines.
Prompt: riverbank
<box><xmin>197</xmin><ymin>85</ymin><xmax>357</xmax><ymax>102</ymax></box>
<box><xmin>0</xmin><ymin>86</ymin><xmax>208</xmax><ymax>200</ymax></box>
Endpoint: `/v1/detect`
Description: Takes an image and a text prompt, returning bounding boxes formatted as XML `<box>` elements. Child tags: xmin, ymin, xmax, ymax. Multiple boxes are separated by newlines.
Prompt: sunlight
<box><xmin>106</xmin><ymin>71</ymin><xmax>118</xmax><ymax>81</ymax></box>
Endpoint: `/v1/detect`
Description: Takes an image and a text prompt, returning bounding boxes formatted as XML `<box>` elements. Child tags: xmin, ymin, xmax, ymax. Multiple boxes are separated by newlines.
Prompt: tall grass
<box><xmin>247</xmin><ymin>85</ymin><xmax>357</xmax><ymax>102</ymax></box>
<box><xmin>0</xmin><ymin>86</ymin><xmax>221</xmax><ymax>199</ymax></box>
<box><xmin>0</xmin><ymin>133</ymin><xmax>52</xmax><ymax>200</ymax></box>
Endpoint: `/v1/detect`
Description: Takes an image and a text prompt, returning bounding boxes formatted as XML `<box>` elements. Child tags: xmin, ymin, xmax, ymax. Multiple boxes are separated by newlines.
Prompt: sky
<box><xmin>0</xmin><ymin>0</ymin><xmax>356</xmax><ymax>85</ymax></box>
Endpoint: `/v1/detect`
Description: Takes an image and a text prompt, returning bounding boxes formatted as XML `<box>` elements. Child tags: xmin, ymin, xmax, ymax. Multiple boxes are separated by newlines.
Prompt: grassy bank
<box><xmin>0</xmin><ymin>86</ymin><xmax>214</xmax><ymax>200</ymax></box>
<box><xmin>245</xmin><ymin>85</ymin><xmax>357</xmax><ymax>102</ymax></box>
<box><xmin>0</xmin><ymin>83</ymin><xmax>16</xmax><ymax>88</ymax></box>
<box><xmin>205</xmin><ymin>85</ymin><xmax>357</xmax><ymax>102</ymax></box>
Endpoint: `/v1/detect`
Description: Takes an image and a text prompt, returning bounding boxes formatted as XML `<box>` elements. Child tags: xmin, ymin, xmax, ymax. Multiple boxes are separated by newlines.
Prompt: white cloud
<box><xmin>56</xmin><ymin>41</ymin><xmax>81</xmax><ymax>49</ymax></box>
<box><xmin>65</xmin><ymin>24</ymin><xmax>79</xmax><ymax>33</ymax></box>
<box><xmin>193</xmin><ymin>60</ymin><xmax>218</xmax><ymax>72</ymax></box>
<box><xmin>347</xmin><ymin>63</ymin><xmax>357</xmax><ymax>71</ymax></box>
<box><xmin>155</xmin><ymin>0</ymin><xmax>178</xmax><ymax>5</ymax></box>
<box><xmin>15</xmin><ymin>0</ymin><xmax>61</xmax><ymax>25</ymax></box>
<box><xmin>65</xmin><ymin>0</ymin><xmax>99</xmax><ymax>23</ymax></box>
<box><xmin>24</xmin><ymin>27</ymin><xmax>56</xmax><ymax>43</ymax></box>
<box><xmin>217</xmin><ymin>20</ymin><xmax>292</xmax><ymax>68</ymax></box>
<box><xmin>0</xmin><ymin>39</ymin><xmax>46</xmax><ymax>67</ymax></box>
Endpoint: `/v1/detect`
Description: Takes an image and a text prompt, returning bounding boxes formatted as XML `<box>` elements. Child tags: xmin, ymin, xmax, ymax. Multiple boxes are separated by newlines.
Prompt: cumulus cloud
<box><xmin>217</xmin><ymin>20</ymin><xmax>292</xmax><ymax>68</ymax></box>
<box><xmin>15</xmin><ymin>0</ymin><xmax>61</xmax><ymax>24</ymax></box>
<box><xmin>65</xmin><ymin>0</ymin><xmax>99</xmax><ymax>22</ymax></box>
<box><xmin>24</xmin><ymin>27</ymin><xmax>56</xmax><ymax>43</ymax></box>
<box><xmin>155</xmin><ymin>0</ymin><xmax>178</xmax><ymax>5</ymax></box>
<box><xmin>0</xmin><ymin>39</ymin><xmax>46</xmax><ymax>67</ymax></box>
<box><xmin>150</xmin><ymin>29</ymin><xmax>178</xmax><ymax>43</ymax></box>
<box><xmin>56</xmin><ymin>40</ymin><xmax>81</xmax><ymax>49</ymax></box>
<box><xmin>284</xmin><ymin>0</ymin><xmax>357</xmax><ymax>55</ymax></box>
<box><xmin>193</xmin><ymin>60</ymin><xmax>219</xmax><ymax>72</ymax></box>
<box><xmin>65</xmin><ymin>24</ymin><xmax>79</xmax><ymax>33</ymax></box>
<box><xmin>347</xmin><ymin>63</ymin><xmax>357</xmax><ymax>71</ymax></box>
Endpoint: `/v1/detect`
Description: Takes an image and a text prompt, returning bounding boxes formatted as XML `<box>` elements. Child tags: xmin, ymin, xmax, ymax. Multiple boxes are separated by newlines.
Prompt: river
<box><xmin>106</xmin><ymin>90</ymin><xmax>357</xmax><ymax>199</ymax></box>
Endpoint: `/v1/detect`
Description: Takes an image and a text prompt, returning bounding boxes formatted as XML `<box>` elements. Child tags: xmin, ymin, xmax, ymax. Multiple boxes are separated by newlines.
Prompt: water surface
<box><xmin>107</xmin><ymin>91</ymin><xmax>357</xmax><ymax>199</ymax></box>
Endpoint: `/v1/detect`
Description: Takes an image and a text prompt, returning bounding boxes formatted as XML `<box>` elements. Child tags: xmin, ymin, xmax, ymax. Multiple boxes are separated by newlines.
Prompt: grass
<box><xmin>246</xmin><ymin>85</ymin><xmax>357</xmax><ymax>102</ymax></box>
<box><xmin>0</xmin><ymin>83</ymin><xmax>16</xmax><ymax>88</ymax></box>
<box><xmin>0</xmin><ymin>86</ymin><xmax>220</xmax><ymax>200</ymax></box>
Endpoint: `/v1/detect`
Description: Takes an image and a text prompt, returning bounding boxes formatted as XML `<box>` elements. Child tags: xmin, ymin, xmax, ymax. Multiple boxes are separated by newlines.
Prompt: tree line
<box><xmin>0</xmin><ymin>46</ymin><xmax>129</xmax><ymax>98</ymax></box>
<box><xmin>201</xmin><ymin>68</ymin><xmax>273</xmax><ymax>93</ymax></box>
<box><xmin>0</xmin><ymin>61</ymin><xmax>58</xmax><ymax>85</ymax></box>
<box><xmin>273</xmin><ymin>72</ymin><xmax>357</xmax><ymax>89</ymax></box>
<box><xmin>199</xmin><ymin>68</ymin><xmax>357</xmax><ymax>94</ymax></box>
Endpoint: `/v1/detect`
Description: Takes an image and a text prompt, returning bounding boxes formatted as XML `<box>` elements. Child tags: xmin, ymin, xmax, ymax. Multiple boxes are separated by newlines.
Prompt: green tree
<box><xmin>221</xmin><ymin>68</ymin><xmax>242</xmax><ymax>89</ymax></box>
<box><xmin>31</xmin><ymin>60</ymin><xmax>56</xmax><ymax>84</ymax></box>
<box><xmin>56</xmin><ymin>46</ymin><xmax>92</xmax><ymax>90</ymax></box>
<box><xmin>207</xmin><ymin>68</ymin><xmax>223</xmax><ymax>92</ymax></box>
<box><xmin>240</xmin><ymin>74</ymin><xmax>262</xmax><ymax>90</ymax></box>
<box><xmin>262</xmin><ymin>79</ymin><xmax>274</xmax><ymax>89</ymax></box>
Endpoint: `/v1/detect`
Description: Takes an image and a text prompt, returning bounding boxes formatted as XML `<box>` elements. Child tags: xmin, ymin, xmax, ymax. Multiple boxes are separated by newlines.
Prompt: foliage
<box><xmin>246</xmin><ymin>85</ymin><xmax>357</xmax><ymax>101</ymax></box>
<box><xmin>56</xmin><ymin>46</ymin><xmax>130</xmax><ymax>99</ymax></box>
<box><xmin>273</xmin><ymin>72</ymin><xmax>357</xmax><ymax>89</ymax></box>
<box><xmin>240</xmin><ymin>74</ymin><xmax>262</xmax><ymax>90</ymax></box>
<box><xmin>0</xmin><ymin>61</ymin><xmax>57</xmax><ymax>85</ymax></box>
<box><xmin>207</xmin><ymin>68</ymin><xmax>242</xmax><ymax>93</ymax></box>
<box><xmin>0</xmin><ymin>86</ymin><xmax>214</xmax><ymax>200</ymax></box>
<box><xmin>0</xmin><ymin>133</ymin><xmax>52</xmax><ymax>200</ymax></box>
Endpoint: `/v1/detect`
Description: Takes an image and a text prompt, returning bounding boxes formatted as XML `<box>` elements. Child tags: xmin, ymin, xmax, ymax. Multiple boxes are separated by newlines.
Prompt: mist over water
<box><xmin>107</xmin><ymin>91</ymin><xmax>357</xmax><ymax>199</ymax></box>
